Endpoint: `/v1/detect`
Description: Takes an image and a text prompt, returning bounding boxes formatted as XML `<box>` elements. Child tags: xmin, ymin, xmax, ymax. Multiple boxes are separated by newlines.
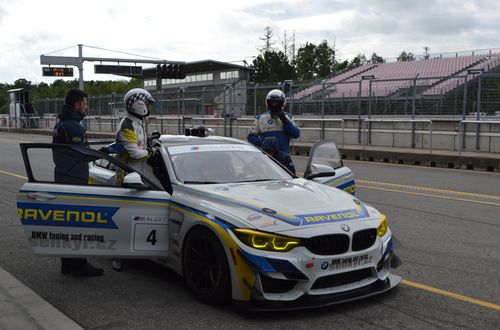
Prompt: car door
<box><xmin>17</xmin><ymin>143</ymin><xmax>171</xmax><ymax>258</ymax></box>
<box><xmin>303</xmin><ymin>139</ymin><xmax>355</xmax><ymax>194</ymax></box>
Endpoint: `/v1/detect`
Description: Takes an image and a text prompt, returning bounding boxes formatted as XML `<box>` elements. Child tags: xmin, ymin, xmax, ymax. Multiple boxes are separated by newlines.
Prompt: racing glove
<box><xmin>278</xmin><ymin>111</ymin><xmax>290</xmax><ymax>125</ymax></box>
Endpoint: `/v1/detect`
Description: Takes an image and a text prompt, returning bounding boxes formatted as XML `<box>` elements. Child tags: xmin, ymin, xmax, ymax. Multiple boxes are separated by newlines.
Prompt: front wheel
<box><xmin>182</xmin><ymin>227</ymin><xmax>231</xmax><ymax>304</ymax></box>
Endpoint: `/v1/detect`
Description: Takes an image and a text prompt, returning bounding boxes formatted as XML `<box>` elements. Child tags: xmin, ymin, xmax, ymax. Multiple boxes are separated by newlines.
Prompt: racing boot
<box><xmin>112</xmin><ymin>259</ymin><xmax>123</xmax><ymax>272</ymax></box>
<box><xmin>61</xmin><ymin>257</ymin><xmax>86</xmax><ymax>275</ymax></box>
<box><xmin>72</xmin><ymin>262</ymin><xmax>104</xmax><ymax>277</ymax></box>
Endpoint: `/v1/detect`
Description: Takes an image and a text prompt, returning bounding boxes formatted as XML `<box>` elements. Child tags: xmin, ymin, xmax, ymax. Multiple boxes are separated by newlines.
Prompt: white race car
<box><xmin>17</xmin><ymin>134</ymin><xmax>399</xmax><ymax>310</ymax></box>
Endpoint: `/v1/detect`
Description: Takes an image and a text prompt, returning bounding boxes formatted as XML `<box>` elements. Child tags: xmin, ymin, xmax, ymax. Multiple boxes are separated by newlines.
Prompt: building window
<box><xmin>145</xmin><ymin>80</ymin><xmax>156</xmax><ymax>87</ymax></box>
<box><xmin>220</xmin><ymin>70</ymin><xmax>239</xmax><ymax>80</ymax></box>
<box><xmin>161</xmin><ymin>73</ymin><xmax>214</xmax><ymax>85</ymax></box>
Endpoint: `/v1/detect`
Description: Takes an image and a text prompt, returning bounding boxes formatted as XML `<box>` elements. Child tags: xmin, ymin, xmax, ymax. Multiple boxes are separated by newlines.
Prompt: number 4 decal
<box><xmin>133</xmin><ymin>224</ymin><xmax>168</xmax><ymax>252</ymax></box>
<box><xmin>146</xmin><ymin>230</ymin><xmax>157</xmax><ymax>245</ymax></box>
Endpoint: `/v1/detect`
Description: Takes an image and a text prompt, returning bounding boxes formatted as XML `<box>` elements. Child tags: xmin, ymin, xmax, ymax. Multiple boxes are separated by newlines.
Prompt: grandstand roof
<box><xmin>141</xmin><ymin>59</ymin><xmax>253</xmax><ymax>79</ymax></box>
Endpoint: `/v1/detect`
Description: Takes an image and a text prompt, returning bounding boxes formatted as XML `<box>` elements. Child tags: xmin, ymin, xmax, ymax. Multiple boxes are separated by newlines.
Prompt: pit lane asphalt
<box><xmin>0</xmin><ymin>132</ymin><xmax>499</xmax><ymax>329</ymax></box>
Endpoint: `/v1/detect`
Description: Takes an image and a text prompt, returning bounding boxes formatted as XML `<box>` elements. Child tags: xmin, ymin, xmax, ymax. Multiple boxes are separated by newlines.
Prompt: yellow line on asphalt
<box><xmin>343</xmin><ymin>159</ymin><xmax>500</xmax><ymax>176</ymax></box>
<box><xmin>0</xmin><ymin>169</ymin><xmax>27</xmax><ymax>180</ymax></box>
<box><xmin>358</xmin><ymin>179</ymin><xmax>500</xmax><ymax>200</ymax></box>
<box><xmin>357</xmin><ymin>185</ymin><xmax>500</xmax><ymax>207</ymax></box>
<box><xmin>401</xmin><ymin>279</ymin><xmax>500</xmax><ymax>312</ymax></box>
<box><xmin>0</xmin><ymin>137</ymin><xmax>31</xmax><ymax>144</ymax></box>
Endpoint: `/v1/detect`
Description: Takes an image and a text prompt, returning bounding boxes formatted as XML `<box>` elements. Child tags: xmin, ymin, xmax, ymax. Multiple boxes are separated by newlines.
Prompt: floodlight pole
<box><xmin>77</xmin><ymin>44</ymin><xmax>84</xmax><ymax>90</ymax></box>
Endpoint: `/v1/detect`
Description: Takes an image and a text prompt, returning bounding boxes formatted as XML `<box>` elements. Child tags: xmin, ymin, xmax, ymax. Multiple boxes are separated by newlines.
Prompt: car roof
<box><xmin>159</xmin><ymin>134</ymin><xmax>250</xmax><ymax>147</ymax></box>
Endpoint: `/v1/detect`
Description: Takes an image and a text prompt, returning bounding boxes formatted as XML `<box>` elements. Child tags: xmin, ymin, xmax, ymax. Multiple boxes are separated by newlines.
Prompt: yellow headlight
<box><xmin>377</xmin><ymin>214</ymin><xmax>389</xmax><ymax>237</ymax></box>
<box><xmin>233</xmin><ymin>228</ymin><xmax>301</xmax><ymax>252</ymax></box>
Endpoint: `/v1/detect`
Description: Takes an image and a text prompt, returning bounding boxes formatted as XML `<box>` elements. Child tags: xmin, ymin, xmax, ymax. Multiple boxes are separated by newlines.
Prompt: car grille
<box><xmin>305</xmin><ymin>234</ymin><xmax>349</xmax><ymax>255</ymax></box>
<box><xmin>352</xmin><ymin>229</ymin><xmax>377</xmax><ymax>251</ymax></box>
<box><xmin>311</xmin><ymin>268</ymin><xmax>372</xmax><ymax>290</ymax></box>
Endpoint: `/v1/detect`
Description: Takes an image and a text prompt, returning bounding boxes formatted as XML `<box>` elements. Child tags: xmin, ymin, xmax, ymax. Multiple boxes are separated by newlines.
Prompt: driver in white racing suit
<box><xmin>113</xmin><ymin>88</ymin><xmax>159</xmax><ymax>271</ymax></box>
<box><xmin>115</xmin><ymin>88</ymin><xmax>160</xmax><ymax>186</ymax></box>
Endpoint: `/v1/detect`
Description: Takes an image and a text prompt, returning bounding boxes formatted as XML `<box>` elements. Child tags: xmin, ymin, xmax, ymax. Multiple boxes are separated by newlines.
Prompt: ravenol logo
<box><xmin>296</xmin><ymin>203</ymin><xmax>368</xmax><ymax>225</ymax></box>
<box><xmin>17</xmin><ymin>203</ymin><xmax>119</xmax><ymax>229</ymax></box>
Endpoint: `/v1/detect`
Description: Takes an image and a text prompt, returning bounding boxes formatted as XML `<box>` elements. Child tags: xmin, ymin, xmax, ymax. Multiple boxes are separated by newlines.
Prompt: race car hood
<box><xmin>185</xmin><ymin>178</ymin><xmax>375</xmax><ymax>233</ymax></box>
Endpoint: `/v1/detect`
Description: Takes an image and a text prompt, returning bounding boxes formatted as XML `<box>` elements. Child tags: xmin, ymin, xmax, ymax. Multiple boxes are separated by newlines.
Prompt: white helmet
<box><xmin>266</xmin><ymin>89</ymin><xmax>286</xmax><ymax>115</ymax></box>
<box><xmin>124</xmin><ymin>88</ymin><xmax>155</xmax><ymax>119</ymax></box>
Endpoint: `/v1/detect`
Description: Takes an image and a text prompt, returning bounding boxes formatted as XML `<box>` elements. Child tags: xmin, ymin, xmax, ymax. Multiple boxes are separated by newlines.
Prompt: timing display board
<box><xmin>42</xmin><ymin>67</ymin><xmax>74</xmax><ymax>77</ymax></box>
<box><xmin>94</xmin><ymin>65</ymin><xmax>143</xmax><ymax>76</ymax></box>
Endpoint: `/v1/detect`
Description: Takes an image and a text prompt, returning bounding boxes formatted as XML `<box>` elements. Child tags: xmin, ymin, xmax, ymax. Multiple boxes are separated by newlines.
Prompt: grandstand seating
<box><xmin>294</xmin><ymin>53</ymin><xmax>500</xmax><ymax>100</ymax></box>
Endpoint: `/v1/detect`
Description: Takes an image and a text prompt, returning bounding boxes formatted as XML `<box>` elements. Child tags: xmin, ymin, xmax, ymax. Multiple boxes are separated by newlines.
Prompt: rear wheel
<box><xmin>182</xmin><ymin>227</ymin><xmax>231</xmax><ymax>304</ymax></box>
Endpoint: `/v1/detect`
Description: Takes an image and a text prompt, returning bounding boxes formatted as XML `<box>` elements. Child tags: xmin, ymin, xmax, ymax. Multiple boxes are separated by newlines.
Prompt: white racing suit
<box><xmin>115</xmin><ymin>113</ymin><xmax>160</xmax><ymax>187</ymax></box>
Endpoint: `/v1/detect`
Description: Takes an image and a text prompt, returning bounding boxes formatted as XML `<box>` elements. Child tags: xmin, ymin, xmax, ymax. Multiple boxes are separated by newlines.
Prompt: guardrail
<box><xmin>10</xmin><ymin>115</ymin><xmax>500</xmax><ymax>156</ymax></box>
<box><xmin>458</xmin><ymin>120</ymin><xmax>500</xmax><ymax>155</ymax></box>
<box><xmin>295</xmin><ymin>118</ymin><xmax>345</xmax><ymax>148</ymax></box>
<box><xmin>363</xmin><ymin>119</ymin><xmax>433</xmax><ymax>154</ymax></box>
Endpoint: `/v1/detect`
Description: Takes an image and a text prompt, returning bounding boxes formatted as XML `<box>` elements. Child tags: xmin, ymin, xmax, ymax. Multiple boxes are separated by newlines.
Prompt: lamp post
<box><xmin>361</xmin><ymin>75</ymin><xmax>375</xmax><ymax>144</ymax></box>
<box><xmin>320</xmin><ymin>79</ymin><xmax>327</xmax><ymax>140</ymax></box>
<box><xmin>177</xmin><ymin>87</ymin><xmax>184</xmax><ymax>134</ymax></box>
<box><xmin>223</xmin><ymin>85</ymin><xmax>230</xmax><ymax>136</ymax></box>
<box><xmin>253</xmin><ymin>83</ymin><xmax>259</xmax><ymax>117</ymax></box>
<box><xmin>467</xmin><ymin>68</ymin><xmax>485</xmax><ymax>150</ymax></box>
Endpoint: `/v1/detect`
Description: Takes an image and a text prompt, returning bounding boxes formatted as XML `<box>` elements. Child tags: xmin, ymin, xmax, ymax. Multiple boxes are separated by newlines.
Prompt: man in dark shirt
<box><xmin>52</xmin><ymin>89</ymin><xmax>104</xmax><ymax>277</ymax></box>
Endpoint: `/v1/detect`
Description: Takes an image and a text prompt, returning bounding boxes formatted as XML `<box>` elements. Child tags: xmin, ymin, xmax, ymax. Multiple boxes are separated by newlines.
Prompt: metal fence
<box><xmin>31</xmin><ymin>73</ymin><xmax>500</xmax><ymax>119</ymax></box>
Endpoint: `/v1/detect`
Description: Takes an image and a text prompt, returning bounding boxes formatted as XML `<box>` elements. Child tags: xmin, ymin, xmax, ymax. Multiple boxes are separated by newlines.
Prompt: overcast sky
<box><xmin>1</xmin><ymin>0</ymin><xmax>500</xmax><ymax>84</ymax></box>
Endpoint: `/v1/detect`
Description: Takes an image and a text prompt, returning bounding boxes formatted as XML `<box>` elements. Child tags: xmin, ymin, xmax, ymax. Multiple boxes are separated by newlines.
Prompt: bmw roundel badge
<box><xmin>340</xmin><ymin>224</ymin><xmax>351</xmax><ymax>232</ymax></box>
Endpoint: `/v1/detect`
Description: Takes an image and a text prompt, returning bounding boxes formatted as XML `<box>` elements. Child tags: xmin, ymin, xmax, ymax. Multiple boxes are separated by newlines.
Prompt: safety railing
<box><xmin>363</xmin><ymin>119</ymin><xmax>433</xmax><ymax>154</ymax></box>
<box><xmin>458</xmin><ymin>120</ymin><xmax>500</xmax><ymax>155</ymax></box>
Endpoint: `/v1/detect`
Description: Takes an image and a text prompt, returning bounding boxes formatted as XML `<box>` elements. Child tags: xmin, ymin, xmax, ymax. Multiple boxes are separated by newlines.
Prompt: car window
<box><xmin>23</xmin><ymin>144</ymin><xmax>156</xmax><ymax>189</ymax></box>
<box><xmin>310</xmin><ymin>141</ymin><xmax>342</xmax><ymax>169</ymax></box>
<box><xmin>167</xmin><ymin>144</ymin><xmax>292</xmax><ymax>183</ymax></box>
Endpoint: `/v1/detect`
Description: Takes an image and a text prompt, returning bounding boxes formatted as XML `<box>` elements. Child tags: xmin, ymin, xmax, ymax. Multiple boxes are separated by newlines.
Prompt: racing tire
<box><xmin>182</xmin><ymin>227</ymin><xmax>231</xmax><ymax>305</ymax></box>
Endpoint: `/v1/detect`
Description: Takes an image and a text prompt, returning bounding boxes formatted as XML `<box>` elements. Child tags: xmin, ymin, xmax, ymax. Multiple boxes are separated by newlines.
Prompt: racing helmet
<box><xmin>124</xmin><ymin>88</ymin><xmax>155</xmax><ymax>119</ymax></box>
<box><xmin>266</xmin><ymin>89</ymin><xmax>286</xmax><ymax>115</ymax></box>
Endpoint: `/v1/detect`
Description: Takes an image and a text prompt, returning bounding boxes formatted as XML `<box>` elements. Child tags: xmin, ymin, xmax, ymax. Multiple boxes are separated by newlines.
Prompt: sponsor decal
<box><xmin>321</xmin><ymin>261</ymin><xmax>329</xmax><ymax>270</ymax></box>
<box><xmin>328</xmin><ymin>254</ymin><xmax>372</xmax><ymax>270</ymax></box>
<box><xmin>246</xmin><ymin>214</ymin><xmax>262</xmax><ymax>221</ymax></box>
<box><xmin>267</xmin><ymin>119</ymin><xmax>274</xmax><ymax>125</ymax></box>
<box><xmin>133</xmin><ymin>215</ymin><xmax>168</xmax><ymax>224</ymax></box>
<box><xmin>260</xmin><ymin>219</ymin><xmax>278</xmax><ymax>228</ymax></box>
<box><xmin>296</xmin><ymin>203</ymin><xmax>368</xmax><ymax>225</ymax></box>
<box><xmin>18</xmin><ymin>203</ymin><xmax>119</xmax><ymax>229</ymax></box>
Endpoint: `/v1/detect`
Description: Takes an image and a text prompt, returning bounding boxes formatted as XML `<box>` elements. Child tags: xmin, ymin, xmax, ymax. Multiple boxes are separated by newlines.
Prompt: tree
<box><xmin>257</xmin><ymin>26</ymin><xmax>275</xmax><ymax>54</ymax></box>
<box><xmin>13</xmin><ymin>78</ymin><xmax>32</xmax><ymax>89</ymax></box>
<box><xmin>295</xmin><ymin>40</ymin><xmax>337</xmax><ymax>80</ymax></box>
<box><xmin>295</xmin><ymin>42</ymin><xmax>316</xmax><ymax>80</ymax></box>
<box><xmin>370</xmin><ymin>52</ymin><xmax>384</xmax><ymax>64</ymax></box>
<box><xmin>252</xmin><ymin>50</ymin><xmax>296</xmax><ymax>83</ymax></box>
<box><xmin>397</xmin><ymin>51</ymin><xmax>415</xmax><ymax>62</ymax></box>
<box><xmin>279</xmin><ymin>30</ymin><xmax>296</xmax><ymax>63</ymax></box>
<box><xmin>423</xmin><ymin>46</ymin><xmax>430</xmax><ymax>60</ymax></box>
<box><xmin>348</xmin><ymin>54</ymin><xmax>368</xmax><ymax>69</ymax></box>
<box><xmin>315</xmin><ymin>40</ymin><xmax>336</xmax><ymax>78</ymax></box>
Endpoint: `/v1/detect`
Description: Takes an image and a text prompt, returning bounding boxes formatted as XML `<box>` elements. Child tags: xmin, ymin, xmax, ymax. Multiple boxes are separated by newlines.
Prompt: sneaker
<box><xmin>72</xmin><ymin>262</ymin><xmax>104</xmax><ymax>277</ymax></box>
<box><xmin>112</xmin><ymin>259</ymin><xmax>123</xmax><ymax>272</ymax></box>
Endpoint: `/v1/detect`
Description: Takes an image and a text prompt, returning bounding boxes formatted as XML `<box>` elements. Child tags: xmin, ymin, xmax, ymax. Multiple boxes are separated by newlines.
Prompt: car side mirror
<box><xmin>306</xmin><ymin>163</ymin><xmax>336</xmax><ymax>180</ymax></box>
<box><xmin>123</xmin><ymin>172</ymin><xmax>150</xmax><ymax>190</ymax></box>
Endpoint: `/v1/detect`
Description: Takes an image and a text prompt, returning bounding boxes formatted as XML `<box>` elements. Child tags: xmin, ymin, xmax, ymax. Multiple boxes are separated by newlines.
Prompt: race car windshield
<box><xmin>167</xmin><ymin>144</ymin><xmax>293</xmax><ymax>184</ymax></box>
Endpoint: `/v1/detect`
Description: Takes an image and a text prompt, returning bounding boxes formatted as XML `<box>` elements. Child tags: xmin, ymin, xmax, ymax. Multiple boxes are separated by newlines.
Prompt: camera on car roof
<box><xmin>185</xmin><ymin>125</ymin><xmax>210</xmax><ymax>137</ymax></box>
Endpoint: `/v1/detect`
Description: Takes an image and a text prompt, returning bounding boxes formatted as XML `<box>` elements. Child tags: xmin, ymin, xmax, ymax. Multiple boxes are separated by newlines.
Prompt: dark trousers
<box><xmin>61</xmin><ymin>257</ymin><xmax>87</xmax><ymax>270</ymax></box>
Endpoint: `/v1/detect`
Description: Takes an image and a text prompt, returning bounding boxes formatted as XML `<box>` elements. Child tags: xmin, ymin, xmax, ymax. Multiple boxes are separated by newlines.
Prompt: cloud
<box><xmin>2</xmin><ymin>0</ymin><xmax>500</xmax><ymax>83</ymax></box>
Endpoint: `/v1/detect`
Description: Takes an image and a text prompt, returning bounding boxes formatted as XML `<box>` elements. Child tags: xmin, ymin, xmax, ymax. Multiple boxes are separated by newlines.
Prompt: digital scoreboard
<box><xmin>42</xmin><ymin>67</ymin><xmax>74</xmax><ymax>77</ymax></box>
<box><xmin>94</xmin><ymin>65</ymin><xmax>143</xmax><ymax>76</ymax></box>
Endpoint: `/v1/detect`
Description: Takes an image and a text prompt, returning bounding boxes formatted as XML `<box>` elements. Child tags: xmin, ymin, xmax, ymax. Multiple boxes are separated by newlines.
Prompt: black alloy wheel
<box><xmin>183</xmin><ymin>227</ymin><xmax>231</xmax><ymax>304</ymax></box>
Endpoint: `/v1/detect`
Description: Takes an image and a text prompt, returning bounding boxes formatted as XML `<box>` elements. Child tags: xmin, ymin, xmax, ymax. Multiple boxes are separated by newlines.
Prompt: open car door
<box><xmin>303</xmin><ymin>139</ymin><xmax>355</xmax><ymax>195</ymax></box>
<box><xmin>16</xmin><ymin>143</ymin><xmax>171</xmax><ymax>258</ymax></box>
